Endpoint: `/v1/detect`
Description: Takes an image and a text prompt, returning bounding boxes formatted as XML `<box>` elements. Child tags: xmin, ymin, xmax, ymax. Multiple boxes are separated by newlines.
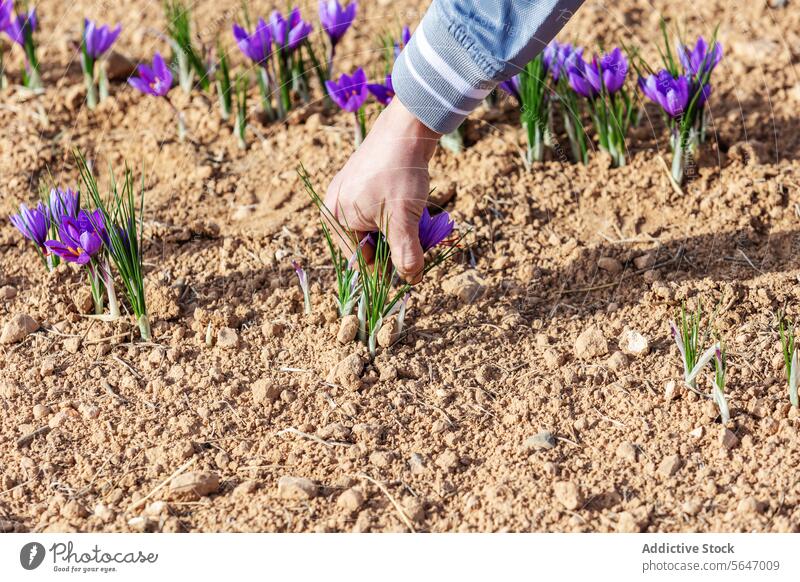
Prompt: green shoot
<box><xmin>712</xmin><ymin>342</ymin><xmax>730</xmax><ymax>423</ymax></box>
<box><xmin>778</xmin><ymin>313</ymin><xmax>798</xmax><ymax>408</ymax></box>
<box><xmin>234</xmin><ymin>73</ymin><xmax>248</xmax><ymax>150</ymax></box>
<box><xmin>163</xmin><ymin>0</ymin><xmax>209</xmax><ymax>92</ymax></box>
<box><xmin>215</xmin><ymin>41</ymin><xmax>232</xmax><ymax>120</ymax></box>
<box><xmin>519</xmin><ymin>53</ymin><xmax>549</xmax><ymax>166</ymax></box>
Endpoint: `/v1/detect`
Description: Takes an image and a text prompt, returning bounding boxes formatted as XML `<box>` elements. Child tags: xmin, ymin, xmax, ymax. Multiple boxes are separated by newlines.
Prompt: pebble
<box><xmin>233</xmin><ymin>480</ymin><xmax>259</xmax><ymax>497</ymax></box>
<box><xmin>262</xmin><ymin>321</ymin><xmax>285</xmax><ymax>338</ymax></box>
<box><xmin>719</xmin><ymin>428</ymin><xmax>739</xmax><ymax>450</ymax></box>
<box><xmin>0</xmin><ymin>313</ymin><xmax>39</xmax><ymax>344</ymax></box>
<box><xmin>689</xmin><ymin>426</ymin><xmax>704</xmax><ymax>439</ymax></box>
<box><xmin>32</xmin><ymin>404</ymin><xmax>50</xmax><ymax>419</ymax></box>
<box><xmin>524</xmin><ymin>431</ymin><xmax>556</xmax><ymax>451</ymax></box>
<box><xmin>633</xmin><ymin>252</ymin><xmax>657</xmax><ymax>270</ymax></box>
<box><xmin>216</xmin><ymin>327</ymin><xmax>239</xmax><ymax>349</ymax></box>
<box><xmin>369</xmin><ymin>451</ymin><xmax>394</xmax><ymax>468</ymax></box>
<box><xmin>543</xmin><ymin>348</ymin><xmax>564</xmax><ymax>369</ymax></box>
<box><xmin>682</xmin><ymin>499</ymin><xmax>703</xmax><ymax>516</ymax></box>
<box><xmin>337</xmin><ymin>315</ymin><xmax>359</xmax><ymax>344</ymax></box>
<box><xmin>664</xmin><ymin>380</ymin><xmax>680</xmax><ymax>401</ymax></box>
<box><xmin>169</xmin><ymin>471</ymin><xmax>220</xmax><ymax>498</ymax></box>
<box><xmin>251</xmin><ymin>378</ymin><xmax>281</xmax><ymax>404</ymax></box>
<box><xmin>737</xmin><ymin>496</ymin><xmax>761</xmax><ymax>516</ymax></box>
<box><xmin>337</xmin><ymin>488</ymin><xmax>364</xmax><ymax>512</ymax></box>
<box><xmin>434</xmin><ymin>450</ymin><xmax>460</xmax><ymax>473</ymax></box>
<box><xmin>618</xmin><ymin>330</ymin><xmax>650</xmax><ymax>357</ymax></box>
<box><xmin>597</xmin><ymin>257</ymin><xmax>623</xmax><ymax>274</ymax></box>
<box><xmin>0</xmin><ymin>285</ymin><xmax>17</xmax><ymax>300</ymax></box>
<box><xmin>574</xmin><ymin>326</ymin><xmax>608</xmax><ymax>359</ymax></box>
<box><xmin>326</xmin><ymin>353</ymin><xmax>365</xmax><ymax>391</ymax></box>
<box><xmin>553</xmin><ymin>481</ymin><xmax>583</xmax><ymax>510</ymax></box>
<box><xmin>40</xmin><ymin>358</ymin><xmax>56</xmax><ymax>377</ymax></box>
<box><xmin>61</xmin><ymin>499</ymin><xmax>89</xmax><ymax>519</ymax></box>
<box><xmin>440</xmin><ymin>270</ymin><xmax>486</xmax><ymax>304</ymax></box>
<box><xmin>376</xmin><ymin>317</ymin><xmax>399</xmax><ymax>348</ymax></box>
<box><xmin>615</xmin><ymin>441</ymin><xmax>637</xmax><ymax>462</ymax></box>
<box><xmin>277</xmin><ymin>476</ymin><xmax>318</xmax><ymax>500</ymax></box>
<box><xmin>606</xmin><ymin>351</ymin><xmax>627</xmax><ymax>371</ymax></box>
<box><xmin>616</xmin><ymin>511</ymin><xmax>642</xmax><ymax>533</ymax></box>
<box><xmin>63</xmin><ymin>337</ymin><xmax>81</xmax><ymax>354</ymax></box>
<box><xmin>93</xmin><ymin>503</ymin><xmax>114</xmax><ymax>521</ymax></box>
<box><xmin>658</xmin><ymin>454</ymin><xmax>682</xmax><ymax>478</ymax></box>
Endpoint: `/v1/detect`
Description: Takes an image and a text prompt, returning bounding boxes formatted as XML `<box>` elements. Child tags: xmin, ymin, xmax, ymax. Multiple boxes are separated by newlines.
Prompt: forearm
<box><xmin>392</xmin><ymin>0</ymin><xmax>585</xmax><ymax>133</ymax></box>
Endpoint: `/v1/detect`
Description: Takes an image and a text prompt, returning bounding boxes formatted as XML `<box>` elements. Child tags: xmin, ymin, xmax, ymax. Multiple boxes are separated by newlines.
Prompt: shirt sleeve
<box><xmin>392</xmin><ymin>0</ymin><xmax>586</xmax><ymax>134</ymax></box>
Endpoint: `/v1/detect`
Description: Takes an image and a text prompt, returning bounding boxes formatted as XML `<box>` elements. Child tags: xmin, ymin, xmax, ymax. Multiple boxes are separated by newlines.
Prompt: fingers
<box><xmin>386</xmin><ymin>216</ymin><xmax>424</xmax><ymax>284</ymax></box>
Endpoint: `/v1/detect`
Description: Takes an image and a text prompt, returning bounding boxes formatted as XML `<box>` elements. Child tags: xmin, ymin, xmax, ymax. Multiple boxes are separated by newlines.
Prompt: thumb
<box><xmin>386</xmin><ymin>216</ymin><xmax>424</xmax><ymax>284</ymax></box>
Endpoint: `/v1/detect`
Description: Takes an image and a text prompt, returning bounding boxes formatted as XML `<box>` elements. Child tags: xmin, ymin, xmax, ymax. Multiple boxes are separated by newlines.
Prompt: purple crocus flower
<box><xmin>393</xmin><ymin>25</ymin><xmax>412</xmax><ymax>59</ymax></box>
<box><xmin>3</xmin><ymin>4</ymin><xmax>36</xmax><ymax>47</ymax></box>
<box><xmin>44</xmin><ymin>217</ymin><xmax>102</xmax><ymax>265</ymax></box>
<box><xmin>544</xmin><ymin>42</ymin><xmax>582</xmax><ymax>82</ymax></box>
<box><xmin>269</xmin><ymin>7</ymin><xmax>313</xmax><ymax>53</ymax></box>
<box><xmin>325</xmin><ymin>67</ymin><xmax>368</xmax><ymax>112</ymax></box>
<box><xmin>319</xmin><ymin>0</ymin><xmax>357</xmax><ymax>47</ymax></box>
<box><xmin>76</xmin><ymin>208</ymin><xmax>109</xmax><ymax>246</ymax></box>
<box><xmin>679</xmin><ymin>36</ymin><xmax>723</xmax><ymax>78</ymax></box>
<box><xmin>594</xmin><ymin>47</ymin><xmax>628</xmax><ymax>94</ymax></box>
<box><xmin>48</xmin><ymin>188</ymin><xmax>80</xmax><ymax>226</ymax></box>
<box><xmin>232</xmin><ymin>17</ymin><xmax>272</xmax><ymax>64</ymax></box>
<box><xmin>566</xmin><ymin>54</ymin><xmax>599</xmax><ymax>98</ymax></box>
<box><xmin>498</xmin><ymin>75</ymin><xmax>521</xmax><ymax>102</ymax></box>
<box><xmin>83</xmin><ymin>19</ymin><xmax>121</xmax><ymax>59</ymax></box>
<box><xmin>367</xmin><ymin>74</ymin><xmax>394</xmax><ymax>105</ymax></box>
<box><xmin>10</xmin><ymin>202</ymin><xmax>50</xmax><ymax>247</ymax></box>
<box><xmin>0</xmin><ymin>1</ymin><xmax>12</xmax><ymax>31</ymax></box>
<box><xmin>128</xmin><ymin>53</ymin><xmax>173</xmax><ymax>97</ymax></box>
<box><xmin>418</xmin><ymin>208</ymin><xmax>455</xmax><ymax>252</ymax></box>
<box><xmin>639</xmin><ymin>70</ymin><xmax>690</xmax><ymax>118</ymax></box>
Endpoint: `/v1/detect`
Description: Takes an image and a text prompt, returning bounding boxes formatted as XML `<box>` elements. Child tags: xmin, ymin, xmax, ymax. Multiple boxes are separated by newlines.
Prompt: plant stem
<box><xmin>257</xmin><ymin>66</ymin><xmax>274</xmax><ymax>119</ymax></box>
<box><xmin>98</xmin><ymin>65</ymin><xmax>109</xmax><ymax>102</ymax></box>
<box><xmin>353</xmin><ymin>111</ymin><xmax>365</xmax><ymax>147</ymax></box>
<box><xmin>103</xmin><ymin>260</ymin><xmax>120</xmax><ymax>318</ymax></box>
<box><xmin>138</xmin><ymin>314</ymin><xmax>152</xmax><ymax>341</ymax></box>
<box><xmin>85</xmin><ymin>71</ymin><xmax>97</xmax><ymax>110</ymax></box>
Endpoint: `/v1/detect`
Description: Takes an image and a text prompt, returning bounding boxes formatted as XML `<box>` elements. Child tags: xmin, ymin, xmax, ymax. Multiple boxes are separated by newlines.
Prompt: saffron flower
<box><xmin>83</xmin><ymin>19</ymin><xmax>120</xmax><ymax>59</ymax></box>
<box><xmin>269</xmin><ymin>7</ymin><xmax>312</xmax><ymax>54</ymax></box>
<box><xmin>679</xmin><ymin>36</ymin><xmax>723</xmax><ymax>78</ymax></box>
<box><xmin>10</xmin><ymin>202</ymin><xmax>49</xmax><ymax>247</ymax></box>
<box><xmin>80</xmin><ymin>19</ymin><xmax>120</xmax><ymax>109</ymax></box>
<box><xmin>233</xmin><ymin>18</ymin><xmax>272</xmax><ymax>64</ymax></box>
<box><xmin>319</xmin><ymin>0</ymin><xmax>356</xmax><ymax>47</ymax></box>
<box><xmin>292</xmin><ymin>260</ymin><xmax>312</xmax><ymax>314</ymax></box>
<box><xmin>367</xmin><ymin>74</ymin><xmax>394</xmax><ymax>105</ymax></box>
<box><xmin>45</xmin><ymin>217</ymin><xmax>102</xmax><ymax>265</ymax></box>
<box><xmin>593</xmin><ymin>47</ymin><xmax>628</xmax><ymax>94</ymax></box>
<box><xmin>393</xmin><ymin>26</ymin><xmax>411</xmax><ymax>59</ymax></box>
<box><xmin>639</xmin><ymin>70</ymin><xmax>690</xmax><ymax>118</ymax></box>
<box><xmin>2</xmin><ymin>1</ymin><xmax>40</xmax><ymax>88</ymax></box>
<box><xmin>232</xmin><ymin>18</ymin><xmax>275</xmax><ymax>117</ymax></box>
<box><xmin>418</xmin><ymin>208</ymin><xmax>455</xmax><ymax>252</ymax></box>
<box><xmin>2</xmin><ymin>3</ymin><xmax>35</xmax><ymax>47</ymax></box>
<box><xmin>544</xmin><ymin>41</ymin><xmax>581</xmax><ymax>82</ymax></box>
<box><xmin>0</xmin><ymin>1</ymin><xmax>12</xmax><ymax>31</ymax></box>
<box><xmin>498</xmin><ymin>75</ymin><xmax>520</xmax><ymax>102</ymax></box>
<box><xmin>326</xmin><ymin>68</ymin><xmax>369</xmax><ymax>145</ymax></box>
<box><xmin>566</xmin><ymin>54</ymin><xmax>598</xmax><ymax>98</ymax></box>
<box><xmin>128</xmin><ymin>53</ymin><xmax>173</xmax><ymax>97</ymax></box>
<box><xmin>48</xmin><ymin>188</ymin><xmax>80</xmax><ymax>226</ymax></box>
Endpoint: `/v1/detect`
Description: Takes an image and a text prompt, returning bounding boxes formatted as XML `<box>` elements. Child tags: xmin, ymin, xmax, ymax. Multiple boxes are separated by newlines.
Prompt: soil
<box><xmin>1</xmin><ymin>0</ymin><xmax>800</xmax><ymax>533</ymax></box>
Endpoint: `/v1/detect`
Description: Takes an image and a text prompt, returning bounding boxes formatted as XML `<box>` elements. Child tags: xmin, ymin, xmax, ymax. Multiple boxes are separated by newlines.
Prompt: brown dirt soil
<box><xmin>1</xmin><ymin>0</ymin><xmax>800</xmax><ymax>533</ymax></box>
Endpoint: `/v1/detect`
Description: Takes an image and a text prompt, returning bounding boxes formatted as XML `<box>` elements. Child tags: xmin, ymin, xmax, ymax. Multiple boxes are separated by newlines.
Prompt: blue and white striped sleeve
<box><xmin>392</xmin><ymin>0</ymin><xmax>585</xmax><ymax>134</ymax></box>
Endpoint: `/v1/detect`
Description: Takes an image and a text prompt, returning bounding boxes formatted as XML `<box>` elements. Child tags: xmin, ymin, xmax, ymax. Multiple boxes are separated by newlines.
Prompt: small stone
<box><xmin>615</xmin><ymin>441</ymin><xmax>637</xmax><ymax>462</ymax></box>
<box><xmin>144</xmin><ymin>501</ymin><xmax>168</xmax><ymax>517</ymax></box>
<box><xmin>616</xmin><ymin>511</ymin><xmax>642</xmax><ymax>533</ymax></box>
<box><xmin>369</xmin><ymin>451</ymin><xmax>394</xmax><ymax>468</ymax></box>
<box><xmin>664</xmin><ymin>380</ymin><xmax>680</xmax><ymax>401</ymax></box>
<box><xmin>251</xmin><ymin>378</ymin><xmax>281</xmax><ymax>404</ymax></box>
<box><xmin>574</xmin><ymin>326</ymin><xmax>608</xmax><ymax>359</ymax></box>
<box><xmin>79</xmin><ymin>404</ymin><xmax>100</xmax><ymax>420</ymax></box>
<box><xmin>40</xmin><ymin>358</ymin><xmax>56</xmax><ymax>377</ymax></box>
<box><xmin>658</xmin><ymin>454</ymin><xmax>682</xmax><ymax>478</ymax></box>
<box><xmin>553</xmin><ymin>481</ymin><xmax>583</xmax><ymax>510</ymax></box>
<box><xmin>737</xmin><ymin>496</ymin><xmax>760</xmax><ymax>516</ymax></box>
<box><xmin>633</xmin><ymin>252</ymin><xmax>657</xmax><ymax>270</ymax></box>
<box><xmin>73</xmin><ymin>288</ymin><xmax>95</xmax><ymax>314</ymax></box>
<box><xmin>682</xmin><ymin>500</ymin><xmax>702</xmax><ymax>516</ymax></box>
<box><xmin>169</xmin><ymin>471</ymin><xmax>220</xmax><ymax>498</ymax></box>
<box><xmin>94</xmin><ymin>503</ymin><xmax>114</xmax><ymax>521</ymax></box>
<box><xmin>651</xmin><ymin>281</ymin><xmax>673</xmax><ymax>300</ymax></box>
<box><xmin>277</xmin><ymin>476</ymin><xmax>318</xmax><ymax>500</ymax></box>
<box><xmin>618</xmin><ymin>330</ymin><xmax>650</xmax><ymax>357</ymax></box>
<box><xmin>262</xmin><ymin>321</ymin><xmax>285</xmax><ymax>338</ymax></box>
<box><xmin>216</xmin><ymin>327</ymin><xmax>239</xmax><ymax>349</ymax></box>
<box><xmin>597</xmin><ymin>257</ymin><xmax>623</xmax><ymax>274</ymax></box>
<box><xmin>233</xmin><ymin>480</ymin><xmax>259</xmax><ymax>497</ymax></box>
<box><xmin>440</xmin><ymin>270</ymin><xmax>486</xmax><ymax>304</ymax></box>
<box><xmin>524</xmin><ymin>431</ymin><xmax>556</xmax><ymax>451</ymax></box>
<box><xmin>337</xmin><ymin>315</ymin><xmax>359</xmax><ymax>344</ymax></box>
<box><xmin>376</xmin><ymin>317</ymin><xmax>399</xmax><ymax>348</ymax></box>
<box><xmin>337</xmin><ymin>488</ymin><xmax>364</xmax><ymax>512</ymax></box>
<box><xmin>326</xmin><ymin>353</ymin><xmax>365</xmax><ymax>390</ymax></box>
<box><xmin>63</xmin><ymin>337</ymin><xmax>81</xmax><ymax>354</ymax></box>
<box><xmin>408</xmin><ymin>453</ymin><xmax>426</xmax><ymax>474</ymax></box>
<box><xmin>0</xmin><ymin>313</ymin><xmax>39</xmax><ymax>344</ymax></box>
<box><xmin>0</xmin><ymin>285</ymin><xmax>17</xmax><ymax>300</ymax></box>
<box><xmin>32</xmin><ymin>404</ymin><xmax>50</xmax><ymax>419</ymax></box>
<box><xmin>434</xmin><ymin>450</ymin><xmax>460</xmax><ymax>473</ymax></box>
<box><xmin>607</xmin><ymin>351</ymin><xmax>627</xmax><ymax>371</ymax></box>
<box><xmin>689</xmin><ymin>426</ymin><xmax>704</xmax><ymax>439</ymax></box>
<box><xmin>61</xmin><ymin>499</ymin><xmax>89</xmax><ymax>519</ymax></box>
<box><xmin>543</xmin><ymin>348</ymin><xmax>564</xmax><ymax>369</ymax></box>
<box><xmin>719</xmin><ymin>428</ymin><xmax>739</xmax><ymax>450</ymax></box>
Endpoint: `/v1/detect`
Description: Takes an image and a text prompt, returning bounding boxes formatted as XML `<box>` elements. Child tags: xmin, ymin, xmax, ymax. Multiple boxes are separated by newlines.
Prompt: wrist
<box><xmin>382</xmin><ymin>98</ymin><xmax>441</xmax><ymax>160</ymax></box>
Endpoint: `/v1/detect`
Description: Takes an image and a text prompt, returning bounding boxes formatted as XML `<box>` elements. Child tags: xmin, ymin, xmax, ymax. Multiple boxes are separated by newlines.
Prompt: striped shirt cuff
<box><xmin>392</xmin><ymin>7</ymin><xmax>495</xmax><ymax>134</ymax></box>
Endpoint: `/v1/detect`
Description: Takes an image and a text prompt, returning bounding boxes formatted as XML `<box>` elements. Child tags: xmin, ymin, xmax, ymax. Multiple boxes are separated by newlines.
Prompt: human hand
<box><xmin>324</xmin><ymin>97</ymin><xmax>441</xmax><ymax>284</ymax></box>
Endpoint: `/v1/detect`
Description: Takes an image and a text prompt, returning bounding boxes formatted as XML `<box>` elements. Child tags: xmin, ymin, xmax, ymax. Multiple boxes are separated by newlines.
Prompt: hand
<box><xmin>324</xmin><ymin>97</ymin><xmax>441</xmax><ymax>284</ymax></box>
